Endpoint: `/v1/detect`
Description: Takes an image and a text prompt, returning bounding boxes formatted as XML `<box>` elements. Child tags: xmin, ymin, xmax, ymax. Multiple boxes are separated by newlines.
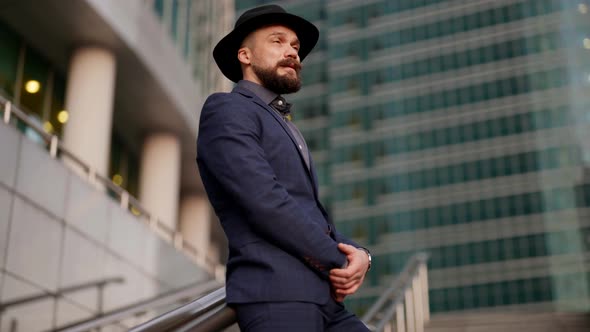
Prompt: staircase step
<box><xmin>425</xmin><ymin>312</ymin><xmax>590</xmax><ymax>332</ymax></box>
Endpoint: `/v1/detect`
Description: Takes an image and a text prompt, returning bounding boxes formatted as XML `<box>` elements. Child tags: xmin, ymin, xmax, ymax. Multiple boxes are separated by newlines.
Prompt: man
<box><xmin>197</xmin><ymin>5</ymin><xmax>371</xmax><ymax>331</ymax></box>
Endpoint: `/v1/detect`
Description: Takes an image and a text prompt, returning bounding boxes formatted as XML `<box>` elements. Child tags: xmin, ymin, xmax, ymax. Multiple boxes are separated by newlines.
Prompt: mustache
<box><xmin>277</xmin><ymin>59</ymin><xmax>302</xmax><ymax>71</ymax></box>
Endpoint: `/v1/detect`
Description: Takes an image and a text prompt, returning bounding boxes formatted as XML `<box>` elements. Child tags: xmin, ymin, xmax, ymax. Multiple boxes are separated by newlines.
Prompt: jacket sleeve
<box><xmin>332</xmin><ymin>230</ymin><xmax>361</xmax><ymax>249</ymax></box>
<box><xmin>197</xmin><ymin>94</ymin><xmax>347</xmax><ymax>277</ymax></box>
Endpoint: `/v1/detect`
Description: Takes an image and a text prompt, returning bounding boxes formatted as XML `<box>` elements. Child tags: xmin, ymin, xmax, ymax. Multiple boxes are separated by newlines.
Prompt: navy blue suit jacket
<box><xmin>196</xmin><ymin>85</ymin><xmax>359</xmax><ymax>305</ymax></box>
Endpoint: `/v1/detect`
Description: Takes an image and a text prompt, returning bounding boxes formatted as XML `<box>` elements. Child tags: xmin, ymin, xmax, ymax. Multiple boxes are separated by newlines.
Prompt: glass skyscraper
<box><xmin>235</xmin><ymin>0</ymin><xmax>590</xmax><ymax>315</ymax></box>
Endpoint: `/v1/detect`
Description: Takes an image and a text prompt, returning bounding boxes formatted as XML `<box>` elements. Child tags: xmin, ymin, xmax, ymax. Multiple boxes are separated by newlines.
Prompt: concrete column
<box><xmin>139</xmin><ymin>133</ymin><xmax>181</xmax><ymax>231</ymax></box>
<box><xmin>179</xmin><ymin>194</ymin><xmax>212</xmax><ymax>261</ymax></box>
<box><xmin>208</xmin><ymin>243</ymin><xmax>221</xmax><ymax>265</ymax></box>
<box><xmin>63</xmin><ymin>46</ymin><xmax>116</xmax><ymax>176</ymax></box>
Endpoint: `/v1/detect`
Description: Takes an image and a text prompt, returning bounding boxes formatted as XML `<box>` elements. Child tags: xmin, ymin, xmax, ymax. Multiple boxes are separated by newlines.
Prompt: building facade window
<box><xmin>0</xmin><ymin>21</ymin><xmax>19</xmax><ymax>99</ymax></box>
<box><xmin>0</xmin><ymin>21</ymin><xmax>68</xmax><ymax>138</ymax></box>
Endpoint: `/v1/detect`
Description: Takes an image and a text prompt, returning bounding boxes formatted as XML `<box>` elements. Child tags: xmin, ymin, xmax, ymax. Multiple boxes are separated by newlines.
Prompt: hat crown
<box><xmin>235</xmin><ymin>5</ymin><xmax>287</xmax><ymax>28</ymax></box>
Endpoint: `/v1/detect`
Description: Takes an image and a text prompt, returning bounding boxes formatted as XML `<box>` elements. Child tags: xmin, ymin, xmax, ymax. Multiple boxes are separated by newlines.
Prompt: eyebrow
<box><xmin>268</xmin><ymin>32</ymin><xmax>300</xmax><ymax>45</ymax></box>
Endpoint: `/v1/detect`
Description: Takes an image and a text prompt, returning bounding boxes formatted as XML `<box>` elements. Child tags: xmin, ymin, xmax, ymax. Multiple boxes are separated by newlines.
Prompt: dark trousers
<box><xmin>233</xmin><ymin>298</ymin><xmax>371</xmax><ymax>332</ymax></box>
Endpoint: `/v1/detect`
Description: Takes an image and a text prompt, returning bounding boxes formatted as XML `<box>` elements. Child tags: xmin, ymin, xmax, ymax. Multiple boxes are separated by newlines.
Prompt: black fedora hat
<box><xmin>213</xmin><ymin>4</ymin><xmax>319</xmax><ymax>83</ymax></box>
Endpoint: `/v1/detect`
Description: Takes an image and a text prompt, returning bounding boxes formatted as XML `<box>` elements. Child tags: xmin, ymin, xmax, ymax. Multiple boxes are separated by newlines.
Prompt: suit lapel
<box><xmin>253</xmin><ymin>98</ymin><xmax>315</xmax><ymax>177</ymax></box>
<box><xmin>233</xmin><ymin>87</ymin><xmax>318</xmax><ymax>190</ymax></box>
<box><xmin>308</xmin><ymin>152</ymin><xmax>321</xmax><ymax>199</ymax></box>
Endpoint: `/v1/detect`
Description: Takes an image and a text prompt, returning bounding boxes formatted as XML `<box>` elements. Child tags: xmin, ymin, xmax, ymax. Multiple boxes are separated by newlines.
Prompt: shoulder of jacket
<box><xmin>205</xmin><ymin>90</ymin><xmax>253</xmax><ymax>104</ymax></box>
<box><xmin>202</xmin><ymin>92</ymin><xmax>262</xmax><ymax>122</ymax></box>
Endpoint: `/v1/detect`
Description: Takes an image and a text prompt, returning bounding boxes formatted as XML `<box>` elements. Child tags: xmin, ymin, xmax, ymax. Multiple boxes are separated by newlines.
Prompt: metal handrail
<box><xmin>129</xmin><ymin>287</ymin><xmax>232</xmax><ymax>332</ymax></box>
<box><xmin>51</xmin><ymin>280</ymin><xmax>221</xmax><ymax>332</ymax></box>
<box><xmin>0</xmin><ymin>95</ymin><xmax>222</xmax><ymax>277</ymax></box>
<box><xmin>362</xmin><ymin>252</ymin><xmax>430</xmax><ymax>332</ymax></box>
<box><xmin>173</xmin><ymin>304</ymin><xmax>236</xmax><ymax>332</ymax></box>
<box><xmin>124</xmin><ymin>255</ymin><xmax>429</xmax><ymax>332</ymax></box>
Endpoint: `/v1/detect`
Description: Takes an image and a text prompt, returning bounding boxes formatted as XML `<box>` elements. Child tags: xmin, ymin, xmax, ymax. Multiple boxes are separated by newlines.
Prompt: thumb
<box><xmin>338</xmin><ymin>243</ymin><xmax>357</xmax><ymax>255</ymax></box>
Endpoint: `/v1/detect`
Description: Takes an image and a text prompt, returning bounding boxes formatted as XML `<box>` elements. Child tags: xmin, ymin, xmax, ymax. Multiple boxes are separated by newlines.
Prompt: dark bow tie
<box><xmin>271</xmin><ymin>96</ymin><xmax>292</xmax><ymax>121</ymax></box>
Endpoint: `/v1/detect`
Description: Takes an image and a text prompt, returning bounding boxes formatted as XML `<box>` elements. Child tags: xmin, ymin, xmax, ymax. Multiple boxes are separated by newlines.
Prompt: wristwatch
<box><xmin>359</xmin><ymin>247</ymin><xmax>372</xmax><ymax>271</ymax></box>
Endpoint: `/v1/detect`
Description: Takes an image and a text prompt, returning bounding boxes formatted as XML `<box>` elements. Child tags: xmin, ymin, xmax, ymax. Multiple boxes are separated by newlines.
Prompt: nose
<box><xmin>285</xmin><ymin>45</ymin><xmax>299</xmax><ymax>59</ymax></box>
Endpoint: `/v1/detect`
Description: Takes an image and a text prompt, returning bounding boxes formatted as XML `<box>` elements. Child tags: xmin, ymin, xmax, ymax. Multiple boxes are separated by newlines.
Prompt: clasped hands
<box><xmin>329</xmin><ymin>243</ymin><xmax>370</xmax><ymax>302</ymax></box>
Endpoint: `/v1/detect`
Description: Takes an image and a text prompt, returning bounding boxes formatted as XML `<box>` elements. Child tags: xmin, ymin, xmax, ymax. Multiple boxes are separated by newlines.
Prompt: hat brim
<box><xmin>213</xmin><ymin>13</ymin><xmax>319</xmax><ymax>83</ymax></box>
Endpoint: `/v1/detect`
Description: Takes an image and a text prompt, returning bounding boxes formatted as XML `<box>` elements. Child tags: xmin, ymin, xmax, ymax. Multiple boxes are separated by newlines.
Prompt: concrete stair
<box><xmin>425</xmin><ymin>312</ymin><xmax>590</xmax><ymax>332</ymax></box>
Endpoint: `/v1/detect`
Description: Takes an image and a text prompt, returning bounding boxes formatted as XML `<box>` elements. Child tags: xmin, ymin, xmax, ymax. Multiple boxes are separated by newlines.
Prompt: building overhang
<box><xmin>0</xmin><ymin>0</ymin><xmax>205</xmax><ymax>192</ymax></box>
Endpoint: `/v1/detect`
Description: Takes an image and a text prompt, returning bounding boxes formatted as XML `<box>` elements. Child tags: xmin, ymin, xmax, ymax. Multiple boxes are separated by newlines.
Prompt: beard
<box><xmin>252</xmin><ymin>58</ymin><xmax>302</xmax><ymax>94</ymax></box>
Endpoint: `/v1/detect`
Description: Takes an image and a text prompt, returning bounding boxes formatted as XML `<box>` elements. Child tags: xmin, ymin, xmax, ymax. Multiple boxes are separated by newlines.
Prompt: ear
<box><xmin>237</xmin><ymin>47</ymin><xmax>251</xmax><ymax>65</ymax></box>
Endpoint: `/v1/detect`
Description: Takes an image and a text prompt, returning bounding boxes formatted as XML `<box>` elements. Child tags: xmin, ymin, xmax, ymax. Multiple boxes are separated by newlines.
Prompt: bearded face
<box><xmin>252</xmin><ymin>57</ymin><xmax>302</xmax><ymax>94</ymax></box>
<box><xmin>241</xmin><ymin>25</ymin><xmax>305</xmax><ymax>94</ymax></box>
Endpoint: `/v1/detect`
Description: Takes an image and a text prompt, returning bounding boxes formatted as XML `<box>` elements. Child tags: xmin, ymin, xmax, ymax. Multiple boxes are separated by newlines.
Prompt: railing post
<box><xmin>361</xmin><ymin>254</ymin><xmax>429</xmax><ymax>331</ymax></box>
<box><xmin>396</xmin><ymin>301</ymin><xmax>406</xmax><ymax>332</ymax></box>
<box><xmin>174</xmin><ymin>232</ymin><xmax>183</xmax><ymax>250</ymax></box>
<box><xmin>120</xmin><ymin>191</ymin><xmax>129</xmax><ymax>210</ymax></box>
<box><xmin>88</xmin><ymin>167</ymin><xmax>96</xmax><ymax>185</ymax></box>
<box><xmin>49</xmin><ymin>135</ymin><xmax>59</xmax><ymax>158</ymax></box>
<box><xmin>404</xmin><ymin>287</ymin><xmax>415</xmax><ymax>332</ymax></box>
<box><xmin>3</xmin><ymin>101</ymin><xmax>11</xmax><ymax>124</ymax></box>
<box><xmin>9</xmin><ymin>318</ymin><xmax>17</xmax><ymax>332</ymax></box>
<box><xmin>149</xmin><ymin>215</ymin><xmax>157</xmax><ymax>230</ymax></box>
<box><xmin>197</xmin><ymin>250</ymin><xmax>207</xmax><ymax>267</ymax></box>
<box><xmin>420</xmin><ymin>263</ymin><xmax>430</xmax><ymax>323</ymax></box>
<box><xmin>412</xmin><ymin>275</ymin><xmax>424</xmax><ymax>332</ymax></box>
<box><xmin>97</xmin><ymin>282</ymin><xmax>105</xmax><ymax>315</ymax></box>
